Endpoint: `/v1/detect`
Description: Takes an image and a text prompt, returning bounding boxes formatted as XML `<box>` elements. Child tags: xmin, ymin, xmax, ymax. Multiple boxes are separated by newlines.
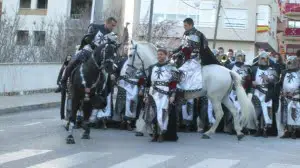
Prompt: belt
<box><xmin>255</xmin><ymin>86</ymin><xmax>267</xmax><ymax>94</ymax></box>
<box><xmin>286</xmin><ymin>96</ymin><xmax>300</xmax><ymax>102</ymax></box>
<box><xmin>119</xmin><ymin>76</ymin><xmax>138</xmax><ymax>85</ymax></box>
<box><xmin>153</xmin><ymin>86</ymin><xmax>170</xmax><ymax>95</ymax></box>
<box><xmin>153</xmin><ymin>81</ymin><xmax>169</xmax><ymax>86</ymax></box>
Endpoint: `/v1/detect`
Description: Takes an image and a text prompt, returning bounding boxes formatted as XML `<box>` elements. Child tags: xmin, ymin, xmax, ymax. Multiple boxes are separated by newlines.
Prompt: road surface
<box><xmin>1</xmin><ymin>108</ymin><xmax>300</xmax><ymax>168</ymax></box>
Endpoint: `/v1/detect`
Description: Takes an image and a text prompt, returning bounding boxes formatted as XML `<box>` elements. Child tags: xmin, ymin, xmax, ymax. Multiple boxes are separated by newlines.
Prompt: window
<box><xmin>16</xmin><ymin>30</ymin><xmax>29</xmax><ymax>45</ymax></box>
<box><xmin>288</xmin><ymin>20</ymin><xmax>300</xmax><ymax>28</ymax></box>
<box><xmin>33</xmin><ymin>31</ymin><xmax>46</xmax><ymax>46</ymax></box>
<box><xmin>223</xmin><ymin>9</ymin><xmax>248</xmax><ymax>29</ymax></box>
<box><xmin>37</xmin><ymin>0</ymin><xmax>48</xmax><ymax>9</ymax></box>
<box><xmin>289</xmin><ymin>0</ymin><xmax>300</xmax><ymax>3</ymax></box>
<box><xmin>20</xmin><ymin>0</ymin><xmax>31</xmax><ymax>8</ymax></box>
<box><xmin>257</xmin><ymin>5</ymin><xmax>271</xmax><ymax>26</ymax></box>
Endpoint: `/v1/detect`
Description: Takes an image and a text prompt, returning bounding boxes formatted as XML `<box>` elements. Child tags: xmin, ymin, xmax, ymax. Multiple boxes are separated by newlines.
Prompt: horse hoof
<box><xmin>202</xmin><ymin>134</ymin><xmax>210</xmax><ymax>139</ymax></box>
<box><xmin>66</xmin><ymin>136</ymin><xmax>75</xmax><ymax>144</ymax></box>
<box><xmin>135</xmin><ymin>132</ymin><xmax>144</xmax><ymax>136</ymax></box>
<box><xmin>81</xmin><ymin>134</ymin><xmax>90</xmax><ymax>139</ymax></box>
<box><xmin>237</xmin><ymin>134</ymin><xmax>245</xmax><ymax>141</ymax></box>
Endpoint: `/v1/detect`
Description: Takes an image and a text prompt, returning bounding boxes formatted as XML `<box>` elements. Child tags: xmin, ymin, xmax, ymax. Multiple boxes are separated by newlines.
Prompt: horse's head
<box><xmin>94</xmin><ymin>42</ymin><xmax>120</xmax><ymax>73</ymax></box>
<box><xmin>127</xmin><ymin>40</ymin><xmax>158</xmax><ymax>73</ymax></box>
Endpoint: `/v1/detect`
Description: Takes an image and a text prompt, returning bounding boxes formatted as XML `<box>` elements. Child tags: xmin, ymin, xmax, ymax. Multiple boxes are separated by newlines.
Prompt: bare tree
<box><xmin>0</xmin><ymin>7</ymin><xmax>124</xmax><ymax>63</ymax></box>
<box><xmin>0</xmin><ymin>11</ymin><xmax>22</xmax><ymax>63</ymax></box>
<box><xmin>133</xmin><ymin>12</ymin><xmax>181</xmax><ymax>50</ymax></box>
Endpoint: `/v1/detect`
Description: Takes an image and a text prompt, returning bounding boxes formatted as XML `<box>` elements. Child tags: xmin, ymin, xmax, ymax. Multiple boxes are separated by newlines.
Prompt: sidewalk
<box><xmin>0</xmin><ymin>89</ymin><xmax>119</xmax><ymax>115</ymax></box>
<box><xmin>0</xmin><ymin>93</ymin><xmax>60</xmax><ymax>115</ymax></box>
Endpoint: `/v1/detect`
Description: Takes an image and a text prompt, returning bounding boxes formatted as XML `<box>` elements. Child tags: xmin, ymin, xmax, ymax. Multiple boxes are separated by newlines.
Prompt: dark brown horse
<box><xmin>64</xmin><ymin>43</ymin><xmax>118</xmax><ymax>144</ymax></box>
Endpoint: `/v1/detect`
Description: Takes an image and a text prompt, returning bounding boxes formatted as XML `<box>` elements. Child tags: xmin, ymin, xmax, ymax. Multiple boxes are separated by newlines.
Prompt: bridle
<box><xmin>79</xmin><ymin>43</ymin><xmax>117</xmax><ymax>101</ymax></box>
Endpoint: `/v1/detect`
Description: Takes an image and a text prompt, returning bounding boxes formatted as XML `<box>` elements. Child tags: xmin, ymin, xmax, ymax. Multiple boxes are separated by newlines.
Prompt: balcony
<box><xmin>284</xmin><ymin>28</ymin><xmax>300</xmax><ymax>40</ymax></box>
<box><xmin>285</xmin><ymin>28</ymin><xmax>300</xmax><ymax>36</ymax></box>
<box><xmin>284</xmin><ymin>3</ymin><xmax>300</xmax><ymax>15</ymax></box>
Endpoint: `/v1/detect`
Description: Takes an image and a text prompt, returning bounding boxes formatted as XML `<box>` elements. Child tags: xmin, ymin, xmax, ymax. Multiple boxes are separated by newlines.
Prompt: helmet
<box><xmin>235</xmin><ymin>50</ymin><xmax>246</xmax><ymax>62</ymax></box>
<box><xmin>286</xmin><ymin>55</ymin><xmax>298</xmax><ymax>69</ymax></box>
<box><xmin>258</xmin><ymin>51</ymin><xmax>270</xmax><ymax>66</ymax></box>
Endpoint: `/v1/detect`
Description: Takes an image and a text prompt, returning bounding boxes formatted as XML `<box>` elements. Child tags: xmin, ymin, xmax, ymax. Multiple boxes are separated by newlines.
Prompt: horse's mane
<box><xmin>130</xmin><ymin>40</ymin><xmax>157</xmax><ymax>70</ymax></box>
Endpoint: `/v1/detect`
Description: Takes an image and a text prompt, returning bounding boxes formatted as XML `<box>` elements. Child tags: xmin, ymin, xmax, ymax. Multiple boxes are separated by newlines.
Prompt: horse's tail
<box><xmin>230</xmin><ymin>70</ymin><xmax>257</xmax><ymax>130</ymax></box>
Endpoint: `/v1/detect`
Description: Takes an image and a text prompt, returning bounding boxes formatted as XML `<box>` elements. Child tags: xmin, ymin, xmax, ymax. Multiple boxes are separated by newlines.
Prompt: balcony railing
<box><xmin>285</xmin><ymin>28</ymin><xmax>300</xmax><ymax>36</ymax></box>
<box><xmin>284</xmin><ymin>3</ymin><xmax>300</xmax><ymax>14</ymax></box>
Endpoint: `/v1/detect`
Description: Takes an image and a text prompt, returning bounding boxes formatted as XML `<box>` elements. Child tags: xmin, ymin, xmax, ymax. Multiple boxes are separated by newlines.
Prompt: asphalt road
<box><xmin>1</xmin><ymin>108</ymin><xmax>300</xmax><ymax>168</ymax></box>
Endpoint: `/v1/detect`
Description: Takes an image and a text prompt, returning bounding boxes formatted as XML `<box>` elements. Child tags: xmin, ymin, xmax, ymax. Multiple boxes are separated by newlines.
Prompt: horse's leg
<box><xmin>66</xmin><ymin>95</ymin><xmax>80</xmax><ymax>144</ymax></box>
<box><xmin>81</xmin><ymin>101</ymin><xmax>93</xmax><ymax>139</ymax></box>
<box><xmin>222</xmin><ymin>96</ymin><xmax>245</xmax><ymax>140</ymax></box>
<box><xmin>202</xmin><ymin>98</ymin><xmax>224</xmax><ymax>139</ymax></box>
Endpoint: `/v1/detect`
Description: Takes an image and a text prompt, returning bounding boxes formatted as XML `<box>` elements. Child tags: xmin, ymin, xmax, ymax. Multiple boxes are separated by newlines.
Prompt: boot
<box><xmin>280</xmin><ymin>128</ymin><xmax>290</xmax><ymax>139</ymax></box>
<box><xmin>291</xmin><ymin>129</ymin><xmax>297</xmax><ymax>139</ymax></box>
<box><xmin>55</xmin><ymin>85</ymin><xmax>62</xmax><ymax>93</ymax></box>
<box><xmin>254</xmin><ymin>129</ymin><xmax>262</xmax><ymax>137</ymax></box>
<box><xmin>263</xmin><ymin>127</ymin><xmax>268</xmax><ymax>138</ymax></box>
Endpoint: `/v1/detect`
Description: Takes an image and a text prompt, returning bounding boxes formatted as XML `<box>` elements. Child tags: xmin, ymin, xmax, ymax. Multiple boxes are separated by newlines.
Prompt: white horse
<box><xmin>130</xmin><ymin>40</ymin><xmax>257</xmax><ymax>140</ymax></box>
<box><xmin>190</xmin><ymin>65</ymin><xmax>257</xmax><ymax>139</ymax></box>
<box><xmin>118</xmin><ymin>40</ymin><xmax>157</xmax><ymax>133</ymax></box>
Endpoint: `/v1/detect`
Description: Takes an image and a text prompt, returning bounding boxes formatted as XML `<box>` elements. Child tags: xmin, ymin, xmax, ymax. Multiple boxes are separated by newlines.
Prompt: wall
<box><xmin>255</xmin><ymin>0</ymin><xmax>280</xmax><ymax>52</ymax></box>
<box><xmin>2</xmin><ymin>0</ymin><xmax>69</xmax><ymax>30</ymax></box>
<box><xmin>138</xmin><ymin>0</ymin><xmax>257</xmax><ymax>42</ymax></box>
<box><xmin>0</xmin><ymin>63</ymin><xmax>61</xmax><ymax>93</ymax></box>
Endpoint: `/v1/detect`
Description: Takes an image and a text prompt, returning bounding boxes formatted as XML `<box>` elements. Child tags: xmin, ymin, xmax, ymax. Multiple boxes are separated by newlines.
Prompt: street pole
<box><xmin>213</xmin><ymin>0</ymin><xmax>222</xmax><ymax>49</ymax></box>
<box><xmin>147</xmin><ymin>0</ymin><xmax>154</xmax><ymax>42</ymax></box>
<box><xmin>90</xmin><ymin>0</ymin><xmax>95</xmax><ymax>23</ymax></box>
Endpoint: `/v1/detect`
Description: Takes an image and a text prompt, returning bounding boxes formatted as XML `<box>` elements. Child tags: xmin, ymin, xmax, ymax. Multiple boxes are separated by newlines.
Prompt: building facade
<box><xmin>1</xmin><ymin>0</ymin><xmax>127</xmax><ymax>51</ymax></box>
<box><xmin>280</xmin><ymin>0</ymin><xmax>300</xmax><ymax>56</ymax></box>
<box><xmin>137</xmin><ymin>0</ymin><xmax>281</xmax><ymax>61</ymax></box>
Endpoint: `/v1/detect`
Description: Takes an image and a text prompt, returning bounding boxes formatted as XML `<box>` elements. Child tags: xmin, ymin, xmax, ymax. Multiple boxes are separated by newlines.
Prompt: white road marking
<box><xmin>27</xmin><ymin>152</ymin><xmax>111</xmax><ymax>168</ymax></box>
<box><xmin>24</xmin><ymin>122</ymin><xmax>42</xmax><ymax>126</ymax></box>
<box><xmin>0</xmin><ymin>149</ymin><xmax>52</xmax><ymax>165</ymax></box>
<box><xmin>108</xmin><ymin>154</ymin><xmax>175</xmax><ymax>168</ymax></box>
<box><xmin>266</xmin><ymin>163</ymin><xmax>300</xmax><ymax>168</ymax></box>
<box><xmin>188</xmin><ymin>158</ymin><xmax>240</xmax><ymax>168</ymax></box>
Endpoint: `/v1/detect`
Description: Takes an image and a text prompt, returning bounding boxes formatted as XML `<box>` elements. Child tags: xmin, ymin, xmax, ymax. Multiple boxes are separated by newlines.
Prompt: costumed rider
<box><xmin>171</xmin><ymin>18</ymin><xmax>220</xmax><ymax>131</ymax></box>
<box><xmin>228</xmin><ymin>50</ymin><xmax>252</xmax><ymax>118</ymax></box>
<box><xmin>279</xmin><ymin>56</ymin><xmax>300</xmax><ymax>139</ymax></box>
<box><xmin>144</xmin><ymin>48</ymin><xmax>179</xmax><ymax>142</ymax></box>
<box><xmin>251</xmin><ymin>51</ymin><xmax>279</xmax><ymax>138</ymax></box>
<box><xmin>59</xmin><ymin>17</ymin><xmax>118</xmax><ymax>90</ymax></box>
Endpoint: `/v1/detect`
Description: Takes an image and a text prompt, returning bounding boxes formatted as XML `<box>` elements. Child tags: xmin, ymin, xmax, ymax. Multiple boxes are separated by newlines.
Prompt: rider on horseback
<box><xmin>172</xmin><ymin>18</ymin><xmax>220</xmax><ymax>65</ymax></box>
<box><xmin>58</xmin><ymin>17</ymin><xmax>118</xmax><ymax>91</ymax></box>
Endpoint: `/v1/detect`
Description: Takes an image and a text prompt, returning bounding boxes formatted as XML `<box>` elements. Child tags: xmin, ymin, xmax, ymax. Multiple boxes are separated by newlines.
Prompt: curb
<box><xmin>0</xmin><ymin>102</ymin><xmax>61</xmax><ymax>116</ymax></box>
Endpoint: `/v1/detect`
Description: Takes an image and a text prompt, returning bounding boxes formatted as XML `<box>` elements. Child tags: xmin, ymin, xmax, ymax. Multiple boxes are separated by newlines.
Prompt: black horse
<box><xmin>64</xmin><ymin>43</ymin><xmax>118</xmax><ymax>144</ymax></box>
